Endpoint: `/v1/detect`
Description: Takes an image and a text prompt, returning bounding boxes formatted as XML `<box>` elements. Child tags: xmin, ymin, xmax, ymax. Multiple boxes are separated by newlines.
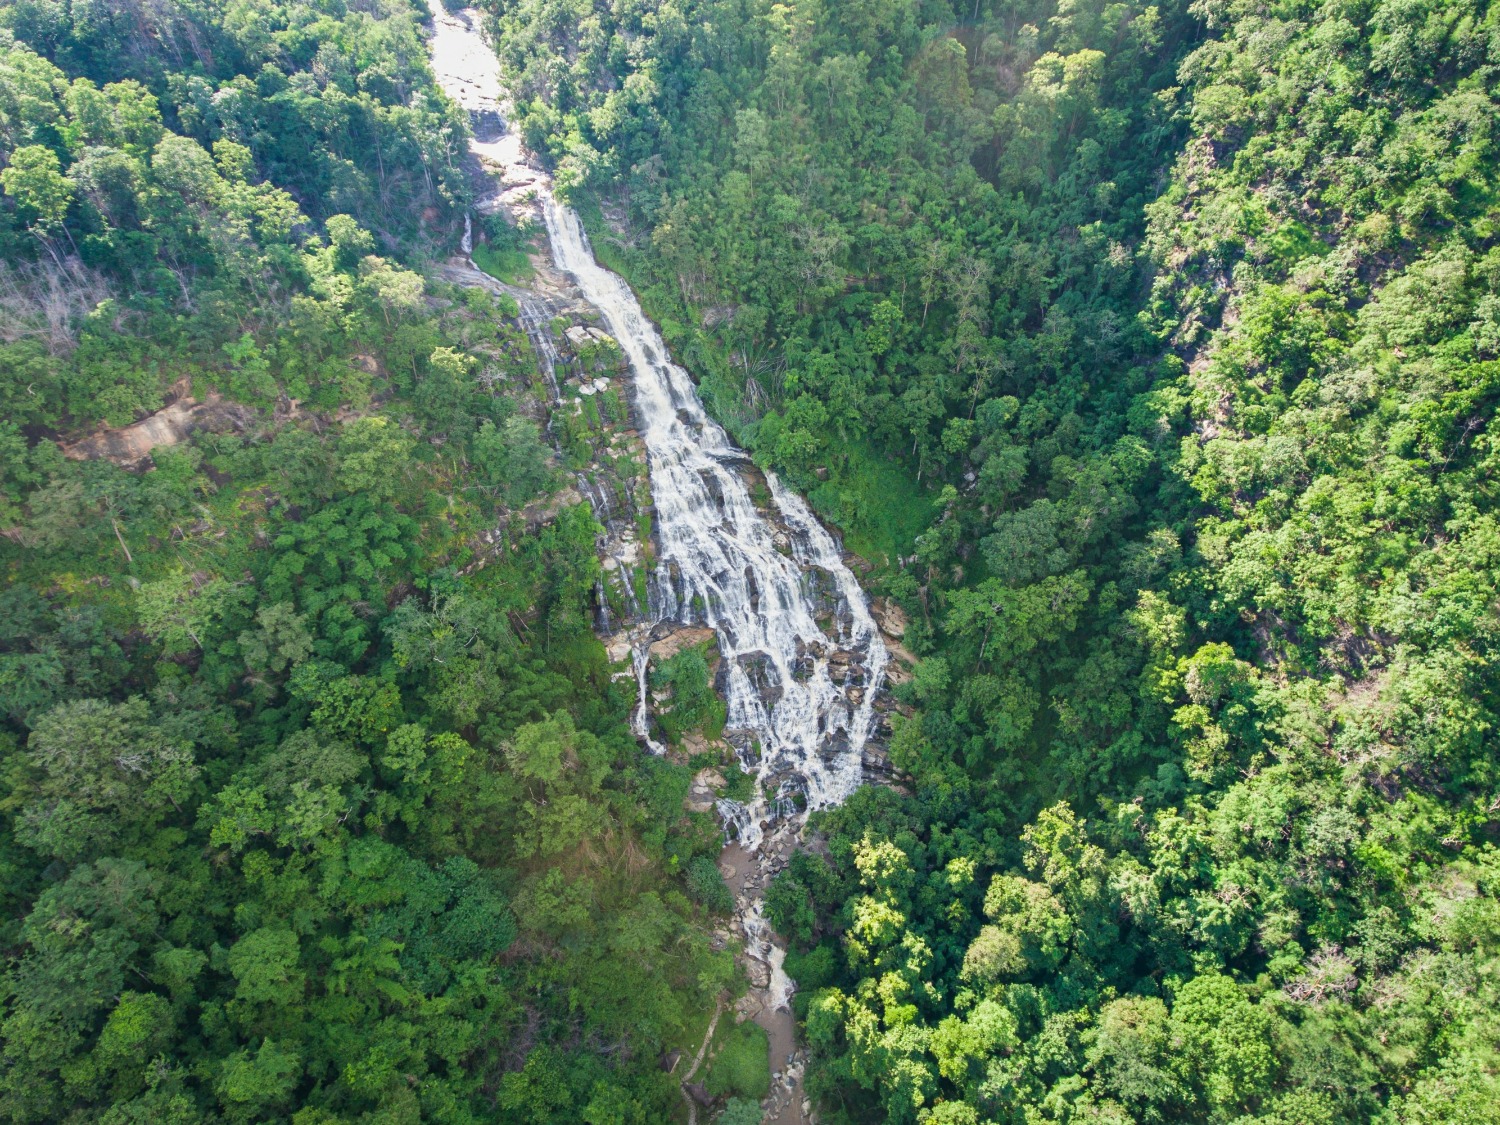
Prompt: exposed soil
<box><xmin>60</xmin><ymin>387</ymin><xmax>255</xmax><ymax>467</ymax></box>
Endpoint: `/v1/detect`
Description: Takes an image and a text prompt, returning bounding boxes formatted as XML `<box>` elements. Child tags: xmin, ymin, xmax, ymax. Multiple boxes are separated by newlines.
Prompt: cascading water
<box><xmin>632</xmin><ymin>644</ymin><xmax>666</xmax><ymax>755</ymax></box>
<box><xmin>427</xmin><ymin>5</ymin><xmax>885</xmax><ymax>1118</ymax></box>
<box><xmin>515</xmin><ymin>294</ymin><xmax>563</xmax><ymax>410</ymax></box>
<box><xmin>540</xmin><ymin>201</ymin><xmax>888</xmax><ymax>848</ymax></box>
<box><xmin>425</xmin><ymin>0</ymin><xmax>887</xmax><ymax>852</ymax></box>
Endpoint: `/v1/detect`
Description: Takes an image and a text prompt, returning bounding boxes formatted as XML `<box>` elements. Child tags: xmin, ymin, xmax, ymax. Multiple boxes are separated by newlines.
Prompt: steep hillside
<box><xmin>486</xmin><ymin>0</ymin><xmax>1500</xmax><ymax>1121</ymax></box>
<box><xmin>0</xmin><ymin>3</ymin><xmax>736</xmax><ymax>1122</ymax></box>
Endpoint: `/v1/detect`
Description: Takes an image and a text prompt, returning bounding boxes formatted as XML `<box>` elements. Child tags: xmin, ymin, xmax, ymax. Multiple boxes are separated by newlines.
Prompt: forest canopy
<box><xmin>0</xmin><ymin>2</ymin><xmax>737</xmax><ymax>1123</ymax></box>
<box><xmin>2</xmin><ymin>0</ymin><xmax>1499</xmax><ymax>1122</ymax></box>
<box><xmin>485</xmin><ymin>0</ymin><xmax>1500</xmax><ymax>1121</ymax></box>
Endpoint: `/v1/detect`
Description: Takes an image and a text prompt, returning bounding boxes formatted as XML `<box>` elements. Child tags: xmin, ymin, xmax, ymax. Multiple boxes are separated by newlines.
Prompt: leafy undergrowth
<box><xmin>703</xmin><ymin>1020</ymin><xmax>771</xmax><ymax>1103</ymax></box>
<box><xmin>804</xmin><ymin>438</ymin><xmax>936</xmax><ymax>574</ymax></box>
<box><xmin>473</xmin><ymin>242</ymin><xmax>535</xmax><ymax>285</ymax></box>
<box><xmin>491</xmin><ymin>0</ymin><xmax>1500</xmax><ymax>1120</ymax></box>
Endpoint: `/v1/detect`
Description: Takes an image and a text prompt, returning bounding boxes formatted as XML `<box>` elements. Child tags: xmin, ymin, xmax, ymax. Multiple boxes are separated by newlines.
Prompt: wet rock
<box><xmin>722</xmin><ymin>728</ymin><xmax>759</xmax><ymax>757</ymax></box>
<box><xmin>743</xmin><ymin>956</ymin><xmax>772</xmax><ymax>990</ymax></box>
<box><xmin>563</xmin><ymin>324</ymin><xmax>615</xmax><ymax>349</ymax></box>
<box><xmin>872</xmin><ymin>596</ymin><xmax>908</xmax><ymax>639</ymax></box>
<box><xmin>737</xmin><ymin>652</ymin><xmax>784</xmax><ymax>707</ymax></box>
<box><xmin>862</xmin><ymin>742</ymin><xmax>897</xmax><ymax>780</ymax></box>
<box><xmin>884</xmin><ymin>660</ymin><xmax>913</xmax><ymax>687</ymax></box>
<box><xmin>685</xmin><ymin>787</ymin><xmax>716</xmax><ymax>815</ymax></box>
<box><xmin>819</xmin><ymin>733</ymin><xmax>852</xmax><ymax>760</ymax></box>
<box><xmin>649</xmin><ymin>624</ymin><xmax>716</xmax><ymax>662</ymax></box>
<box><xmin>796</xmin><ymin>638</ymin><xmax>827</xmax><ymax>660</ymax></box>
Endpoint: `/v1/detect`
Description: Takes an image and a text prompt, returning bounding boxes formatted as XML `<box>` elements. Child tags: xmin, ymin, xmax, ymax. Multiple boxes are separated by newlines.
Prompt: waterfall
<box><xmin>540</xmin><ymin>202</ymin><xmax>888</xmax><ymax>846</ymax></box>
<box><xmin>634</xmin><ymin>644</ymin><xmax>666</xmax><ymax>755</ymax></box>
<box><xmin>461</xmin><ymin>212</ymin><xmax>473</xmax><ymax>255</ymax></box>
<box><xmin>424</xmin><ymin>0</ymin><xmax>887</xmax><ymax>852</ymax></box>
<box><xmin>515</xmin><ymin>294</ymin><xmax>563</xmax><ymax>407</ymax></box>
<box><xmin>424</xmin><ymin>9</ymin><xmax>879</xmax><ymax>1118</ymax></box>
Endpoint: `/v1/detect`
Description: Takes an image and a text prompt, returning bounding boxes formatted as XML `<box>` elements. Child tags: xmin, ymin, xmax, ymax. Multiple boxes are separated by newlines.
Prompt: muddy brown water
<box><xmin>720</xmin><ymin>822</ymin><xmax>811</xmax><ymax>1125</ymax></box>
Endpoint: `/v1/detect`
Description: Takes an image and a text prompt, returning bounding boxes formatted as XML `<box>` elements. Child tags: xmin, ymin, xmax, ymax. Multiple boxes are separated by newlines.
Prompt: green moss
<box><xmin>804</xmin><ymin>438</ymin><xmax>934</xmax><ymax>571</ymax></box>
<box><xmin>704</xmin><ymin>1021</ymin><xmax>770</xmax><ymax>1101</ymax></box>
<box><xmin>652</xmin><ymin>643</ymin><xmax>728</xmax><ymax>745</ymax></box>
<box><xmin>720</xmin><ymin>765</ymin><xmax>754</xmax><ymax>804</ymax></box>
<box><xmin>471</xmin><ymin>243</ymin><xmax>533</xmax><ymax>285</ymax></box>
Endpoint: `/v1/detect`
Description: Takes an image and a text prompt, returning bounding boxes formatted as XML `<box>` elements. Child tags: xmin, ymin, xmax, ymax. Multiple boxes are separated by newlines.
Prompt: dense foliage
<box><xmin>0</xmin><ymin>2</ymin><xmax>737</xmax><ymax>1122</ymax></box>
<box><xmin>488</xmin><ymin>0</ymin><xmax>1500</xmax><ymax>1121</ymax></box>
<box><xmin>0</xmin><ymin>0</ymin><xmax>466</xmax><ymax>445</ymax></box>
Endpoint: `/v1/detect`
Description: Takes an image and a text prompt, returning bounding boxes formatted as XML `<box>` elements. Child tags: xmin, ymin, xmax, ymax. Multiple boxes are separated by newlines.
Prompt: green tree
<box><xmin>2</xmin><ymin>143</ymin><xmax>74</xmax><ymax>233</ymax></box>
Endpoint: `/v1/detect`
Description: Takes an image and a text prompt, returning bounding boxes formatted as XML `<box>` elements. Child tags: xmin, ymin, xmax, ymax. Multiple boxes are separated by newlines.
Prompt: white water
<box><xmin>427</xmin><ymin>1</ymin><xmax>886</xmax><ymax>851</ymax></box>
<box><xmin>540</xmin><ymin>204</ymin><xmax>887</xmax><ymax>843</ymax></box>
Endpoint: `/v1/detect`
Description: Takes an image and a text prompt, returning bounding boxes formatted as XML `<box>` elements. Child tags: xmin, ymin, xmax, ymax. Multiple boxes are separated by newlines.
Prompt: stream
<box><xmin>426</xmin><ymin>6</ymin><xmax>889</xmax><ymax>1122</ymax></box>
